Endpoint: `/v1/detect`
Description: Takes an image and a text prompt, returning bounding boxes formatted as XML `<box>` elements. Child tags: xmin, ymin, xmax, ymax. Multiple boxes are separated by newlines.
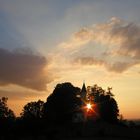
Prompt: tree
<box><xmin>43</xmin><ymin>82</ymin><xmax>81</xmax><ymax>123</ymax></box>
<box><xmin>21</xmin><ymin>100</ymin><xmax>44</xmax><ymax>119</ymax></box>
<box><xmin>89</xmin><ymin>85</ymin><xmax>119</xmax><ymax>123</ymax></box>
<box><xmin>0</xmin><ymin>97</ymin><xmax>15</xmax><ymax>120</ymax></box>
<box><xmin>99</xmin><ymin>95</ymin><xmax>119</xmax><ymax>123</ymax></box>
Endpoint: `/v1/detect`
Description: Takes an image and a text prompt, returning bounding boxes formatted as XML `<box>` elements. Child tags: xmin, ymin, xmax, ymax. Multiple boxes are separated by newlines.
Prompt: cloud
<box><xmin>59</xmin><ymin>17</ymin><xmax>140</xmax><ymax>73</ymax></box>
<box><xmin>106</xmin><ymin>61</ymin><xmax>138</xmax><ymax>73</ymax></box>
<box><xmin>74</xmin><ymin>56</ymin><xmax>138</xmax><ymax>73</ymax></box>
<box><xmin>0</xmin><ymin>48</ymin><xmax>53</xmax><ymax>91</ymax></box>
<box><xmin>74</xmin><ymin>57</ymin><xmax>104</xmax><ymax>65</ymax></box>
<box><xmin>75</xmin><ymin>17</ymin><xmax>140</xmax><ymax>58</ymax></box>
<box><xmin>58</xmin><ymin>31</ymin><xmax>90</xmax><ymax>51</ymax></box>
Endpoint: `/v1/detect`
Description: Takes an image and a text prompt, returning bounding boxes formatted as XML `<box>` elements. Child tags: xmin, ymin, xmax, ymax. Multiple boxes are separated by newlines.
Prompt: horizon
<box><xmin>6</xmin><ymin>81</ymin><xmax>140</xmax><ymax>120</ymax></box>
<box><xmin>0</xmin><ymin>0</ymin><xmax>140</xmax><ymax>120</ymax></box>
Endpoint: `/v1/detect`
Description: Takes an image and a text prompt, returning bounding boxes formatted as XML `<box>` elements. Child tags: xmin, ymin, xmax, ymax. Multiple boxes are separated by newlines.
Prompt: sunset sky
<box><xmin>0</xmin><ymin>0</ymin><xmax>140</xmax><ymax>119</ymax></box>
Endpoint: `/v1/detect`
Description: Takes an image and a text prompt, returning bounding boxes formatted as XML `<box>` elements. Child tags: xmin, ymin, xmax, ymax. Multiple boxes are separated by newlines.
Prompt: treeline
<box><xmin>0</xmin><ymin>82</ymin><xmax>134</xmax><ymax>138</ymax></box>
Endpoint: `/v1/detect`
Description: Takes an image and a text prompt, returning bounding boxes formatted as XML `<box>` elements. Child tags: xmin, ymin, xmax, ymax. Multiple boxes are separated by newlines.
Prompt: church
<box><xmin>73</xmin><ymin>82</ymin><xmax>87</xmax><ymax>123</ymax></box>
<box><xmin>73</xmin><ymin>82</ymin><xmax>99</xmax><ymax>123</ymax></box>
<box><xmin>81</xmin><ymin>82</ymin><xmax>87</xmax><ymax>101</ymax></box>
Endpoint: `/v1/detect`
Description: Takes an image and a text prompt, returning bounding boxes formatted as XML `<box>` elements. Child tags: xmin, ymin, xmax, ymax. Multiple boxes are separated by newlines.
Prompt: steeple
<box><xmin>81</xmin><ymin>82</ymin><xmax>87</xmax><ymax>100</ymax></box>
<box><xmin>81</xmin><ymin>82</ymin><xmax>86</xmax><ymax>93</ymax></box>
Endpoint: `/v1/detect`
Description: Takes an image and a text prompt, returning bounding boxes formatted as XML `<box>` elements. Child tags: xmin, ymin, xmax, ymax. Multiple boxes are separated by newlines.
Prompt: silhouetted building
<box><xmin>81</xmin><ymin>82</ymin><xmax>87</xmax><ymax>101</ymax></box>
<box><xmin>73</xmin><ymin>82</ymin><xmax>88</xmax><ymax>123</ymax></box>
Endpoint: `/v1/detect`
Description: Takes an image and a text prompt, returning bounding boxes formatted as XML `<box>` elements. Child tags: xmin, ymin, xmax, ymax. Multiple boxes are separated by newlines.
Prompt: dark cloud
<box><xmin>74</xmin><ymin>57</ymin><xmax>138</xmax><ymax>73</ymax></box>
<box><xmin>105</xmin><ymin>61</ymin><xmax>138</xmax><ymax>73</ymax></box>
<box><xmin>110</xmin><ymin>22</ymin><xmax>140</xmax><ymax>59</ymax></box>
<box><xmin>0</xmin><ymin>48</ymin><xmax>52</xmax><ymax>91</ymax></box>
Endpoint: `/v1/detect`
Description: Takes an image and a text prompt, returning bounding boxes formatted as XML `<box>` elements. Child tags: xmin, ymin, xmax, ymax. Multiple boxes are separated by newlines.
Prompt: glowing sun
<box><xmin>86</xmin><ymin>103</ymin><xmax>92</xmax><ymax>110</ymax></box>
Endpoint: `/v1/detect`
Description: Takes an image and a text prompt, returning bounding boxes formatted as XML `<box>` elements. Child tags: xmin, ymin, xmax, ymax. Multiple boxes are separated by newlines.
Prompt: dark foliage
<box><xmin>0</xmin><ymin>97</ymin><xmax>15</xmax><ymax>120</ymax></box>
<box><xmin>21</xmin><ymin>100</ymin><xmax>44</xmax><ymax>120</ymax></box>
<box><xmin>43</xmin><ymin>82</ymin><xmax>81</xmax><ymax>123</ymax></box>
<box><xmin>1</xmin><ymin>82</ymin><xmax>137</xmax><ymax>140</ymax></box>
<box><xmin>0</xmin><ymin>97</ymin><xmax>15</xmax><ymax>134</ymax></box>
<box><xmin>89</xmin><ymin>85</ymin><xmax>119</xmax><ymax>123</ymax></box>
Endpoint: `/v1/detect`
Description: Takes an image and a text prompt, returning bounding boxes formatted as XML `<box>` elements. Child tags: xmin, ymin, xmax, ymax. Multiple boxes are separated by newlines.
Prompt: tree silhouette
<box><xmin>0</xmin><ymin>97</ymin><xmax>15</xmax><ymax>134</ymax></box>
<box><xmin>99</xmin><ymin>94</ymin><xmax>119</xmax><ymax>123</ymax></box>
<box><xmin>21</xmin><ymin>100</ymin><xmax>44</xmax><ymax>119</ymax></box>
<box><xmin>0</xmin><ymin>97</ymin><xmax>15</xmax><ymax>120</ymax></box>
<box><xmin>43</xmin><ymin>82</ymin><xmax>81</xmax><ymax>123</ymax></box>
<box><xmin>89</xmin><ymin>85</ymin><xmax>119</xmax><ymax>123</ymax></box>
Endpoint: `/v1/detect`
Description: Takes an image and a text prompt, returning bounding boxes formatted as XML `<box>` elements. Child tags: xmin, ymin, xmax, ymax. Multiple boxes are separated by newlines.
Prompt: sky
<box><xmin>0</xmin><ymin>0</ymin><xmax>140</xmax><ymax>119</ymax></box>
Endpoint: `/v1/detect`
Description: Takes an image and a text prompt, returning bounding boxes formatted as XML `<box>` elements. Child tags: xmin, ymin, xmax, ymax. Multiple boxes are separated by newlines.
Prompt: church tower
<box><xmin>81</xmin><ymin>82</ymin><xmax>87</xmax><ymax>101</ymax></box>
